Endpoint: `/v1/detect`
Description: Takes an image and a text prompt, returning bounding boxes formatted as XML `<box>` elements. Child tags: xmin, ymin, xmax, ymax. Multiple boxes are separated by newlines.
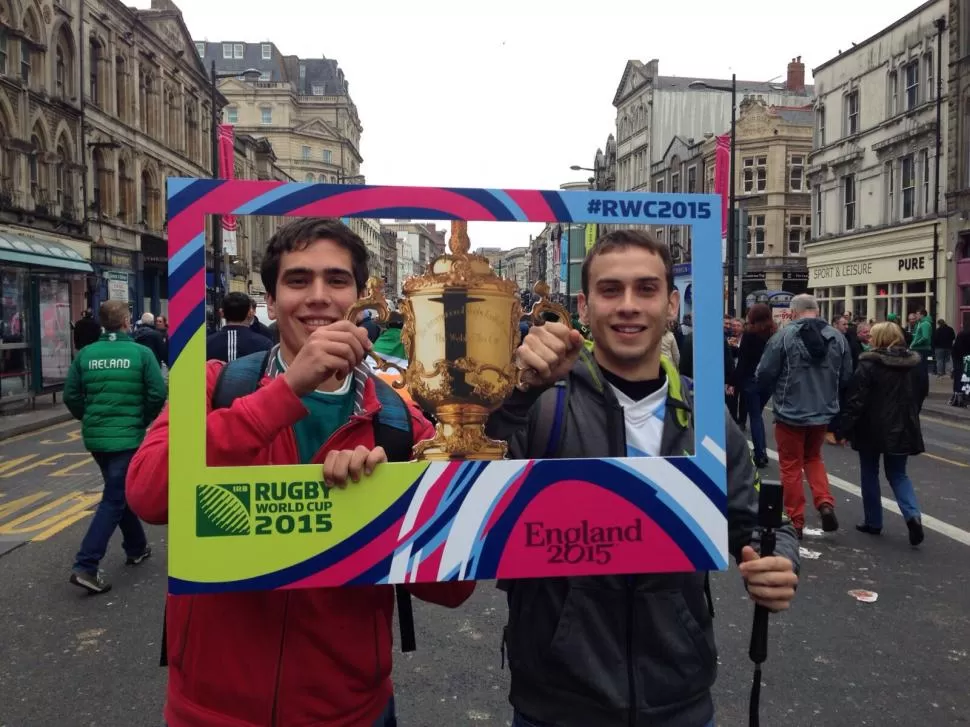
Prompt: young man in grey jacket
<box><xmin>487</xmin><ymin>230</ymin><xmax>800</xmax><ymax>727</ymax></box>
<box><xmin>755</xmin><ymin>293</ymin><xmax>853</xmax><ymax>537</ymax></box>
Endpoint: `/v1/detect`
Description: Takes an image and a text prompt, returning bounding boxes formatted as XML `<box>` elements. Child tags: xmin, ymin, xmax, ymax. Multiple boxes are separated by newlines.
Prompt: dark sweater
<box><xmin>206</xmin><ymin>325</ymin><xmax>272</xmax><ymax>363</ymax></box>
<box><xmin>732</xmin><ymin>332</ymin><xmax>769</xmax><ymax>388</ymax></box>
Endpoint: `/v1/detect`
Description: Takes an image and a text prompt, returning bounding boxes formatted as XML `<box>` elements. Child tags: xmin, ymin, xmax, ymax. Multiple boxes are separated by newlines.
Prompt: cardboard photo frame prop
<box><xmin>166</xmin><ymin>180</ymin><xmax>727</xmax><ymax>594</ymax></box>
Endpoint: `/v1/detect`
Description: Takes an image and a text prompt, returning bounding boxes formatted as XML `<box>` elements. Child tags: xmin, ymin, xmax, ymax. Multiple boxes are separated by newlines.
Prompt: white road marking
<box><xmin>763</xmin><ymin>447</ymin><xmax>970</xmax><ymax>548</ymax></box>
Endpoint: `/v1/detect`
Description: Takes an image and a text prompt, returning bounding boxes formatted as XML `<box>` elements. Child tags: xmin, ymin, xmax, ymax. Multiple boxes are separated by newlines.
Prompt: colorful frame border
<box><xmin>166</xmin><ymin>180</ymin><xmax>727</xmax><ymax>593</ymax></box>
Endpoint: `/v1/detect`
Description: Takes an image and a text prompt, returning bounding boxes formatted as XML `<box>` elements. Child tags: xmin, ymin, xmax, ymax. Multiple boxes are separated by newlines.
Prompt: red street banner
<box><xmin>217</xmin><ymin>124</ymin><xmax>238</xmax><ymax>256</ymax></box>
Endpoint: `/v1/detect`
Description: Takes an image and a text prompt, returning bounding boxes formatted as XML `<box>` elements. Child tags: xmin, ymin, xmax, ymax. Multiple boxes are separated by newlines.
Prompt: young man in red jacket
<box><xmin>127</xmin><ymin>218</ymin><xmax>474</xmax><ymax>727</ymax></box>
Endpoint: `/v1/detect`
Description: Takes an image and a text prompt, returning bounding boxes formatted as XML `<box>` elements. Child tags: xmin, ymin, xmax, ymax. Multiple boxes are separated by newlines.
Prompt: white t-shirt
<box><xmin>608</xmin><ymin>380</ymin><xmax>668</xmax><ymax>457</ymax></box>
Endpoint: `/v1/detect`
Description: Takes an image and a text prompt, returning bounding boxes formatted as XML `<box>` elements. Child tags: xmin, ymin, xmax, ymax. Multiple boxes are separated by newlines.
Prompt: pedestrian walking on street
<box><xmin>950</xmin><ymin>324</ymin><xmax>970</xmax><ymax>406</ymax></box>
<box><xmin>133</xmin><ymin>312</ymin><xmax>167</xmax><ymax>367</ymax></box>
<box><xmin>72</xmin><ymin>309</ymin><xmax>101</xmax><ymax>351</ymax></box>
<box><xmin>909</xmin><ymin>308</ymin><xmax>933</xmax><ymax>377</ymax></box>
<box><xmin>488</xmin><ymin>230</ymin><xmax>799</xmax><ymax>727</ymax></box>
<box><xmin>732</xmin><ymin>303</ymin><xmax>775</xmax><ymax>468</ymax></box>
<box><xmin>660</xmin><ymin>319</ymin><xmax>680</xmax><ymax>368</ymax></box>
<box><xmin>63</xmin><ymin>300</ymin><xmax>167</xmax><ymax>594</ymax></box>
<box><xmin>205</xmin><ymin>292</ymin><xmax>272</xmax><ymax>363</ymax></box>
<box><xmin>756</xmin><ymin>293</ymin><xmax>853</xmax><ymax>538</ymax></box>
<box><xmin>838</xmin><ymin>322</ymin><xmax>927</xmax><ymax>545</ymax></box>
<box><xmin>933</xmin><ymin>319</ymin><xmax>955</xmax><ymax>377</ymax></box>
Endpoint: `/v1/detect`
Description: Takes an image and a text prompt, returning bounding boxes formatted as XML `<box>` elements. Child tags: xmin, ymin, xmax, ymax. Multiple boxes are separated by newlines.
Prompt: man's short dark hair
<box><xmin>581</xmin><ymin>229</ymin><xmax>674</xmax><ymax>297</ymax></box>
<box><xmin>222</xmin><ymin>292</ymin><xmax>252</xmax><ymax>324</ymax></box>
<box><xmin>261</xmin><ymin>217</ymin><xmax>369</xmax><ymax>298</ymax></box>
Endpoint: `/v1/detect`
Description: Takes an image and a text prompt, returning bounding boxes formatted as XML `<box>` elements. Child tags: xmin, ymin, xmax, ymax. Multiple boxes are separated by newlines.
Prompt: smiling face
<box><xmin>578</xmin><ymin>245</ymin><xmax>678</xmax><ymax>380</ymax></box>
<box><xmin>266</xmin><ymin>238</ymin><xmax>360</xmax><ymax>364</ymax></box>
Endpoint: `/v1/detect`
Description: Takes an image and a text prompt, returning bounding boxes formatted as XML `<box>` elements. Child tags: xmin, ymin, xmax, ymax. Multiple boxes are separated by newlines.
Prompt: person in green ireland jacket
<box><xmin>64</xmin><ymin>299</ymin><xmax>168</xmax><ymax>594</ymax></box>
<box><xmin>909</xmin><ymin>308</ymin><xmax>933</xmax><ymax>384</ymax></box>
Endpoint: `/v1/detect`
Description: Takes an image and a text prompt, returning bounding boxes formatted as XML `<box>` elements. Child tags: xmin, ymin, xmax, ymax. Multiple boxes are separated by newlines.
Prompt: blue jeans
<box><xmin>935</xmin><ymin>348</ymin><xmax>951</xmax><ymax>375</ymax></box>
<box><xmin>74</xmin><ymin>449</ymin><xmax>147</xmax><ymax>574</ymax></box>
<box><xmin>512</xmin><ymin>712</ymin><xmax>713</xmax><ymax>727</ymax></box>
<box><xmin>742</xmin><ymin>380</ymin><xmax>769</xmax><ymax>461</ymax></box>
<box><xmin>373</xmin><ymin>697</ymin><xmax>396</xmax><ymax>726</ymax></box>
<box><xmin>858</xmin><ymin>452</ymin><xmax>921</xmax><ymax>529</ymax></box>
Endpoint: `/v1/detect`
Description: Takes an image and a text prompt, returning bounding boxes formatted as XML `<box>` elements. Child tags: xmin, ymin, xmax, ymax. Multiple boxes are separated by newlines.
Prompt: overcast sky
<box><xmin>142</xmin><ymin>0</ymin><xmax>931</xmax><ymax>250</ymax></box>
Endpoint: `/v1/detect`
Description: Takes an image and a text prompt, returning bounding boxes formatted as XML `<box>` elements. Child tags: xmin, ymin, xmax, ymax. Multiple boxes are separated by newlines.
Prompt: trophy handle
<box><xmin>345</xmin><ymin>276</ymin><xmax>391</xmax><ymax>325</ymax></box>
<box><xmin>516</xmin><ymin>281</ymin><xmax>574</xmax><ymax>391</ymax></box>
<box><xmin>345</xmin><ymin>276</ymin><xmax>407</xmax><ymax>385</ymax></box>
<box><xmin>525</xmin><ymin>280</ymin><xmax>572</xmax><ymax>328</ymax></box>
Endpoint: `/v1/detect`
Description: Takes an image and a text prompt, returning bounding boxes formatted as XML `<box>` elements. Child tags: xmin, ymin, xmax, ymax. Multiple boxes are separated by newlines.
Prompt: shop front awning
<box><xmin>0</xmin><ymin>230</ymin><xmax>93</xmax><ymax>273</ymax></box>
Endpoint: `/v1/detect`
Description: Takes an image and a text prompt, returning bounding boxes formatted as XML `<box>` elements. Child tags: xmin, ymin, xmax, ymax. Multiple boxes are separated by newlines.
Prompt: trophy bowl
<box><xmin>348</xmin><ymin>220</ymin><xmax>571</xmax><ymax>461</ymax></box>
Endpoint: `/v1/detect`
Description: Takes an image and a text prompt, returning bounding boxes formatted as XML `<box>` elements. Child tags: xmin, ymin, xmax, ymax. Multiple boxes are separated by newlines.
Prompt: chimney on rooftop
<box><xmin>787</xmin><ymin>56</ymin><xmax>805</xmax><ymax>93</ymax></box>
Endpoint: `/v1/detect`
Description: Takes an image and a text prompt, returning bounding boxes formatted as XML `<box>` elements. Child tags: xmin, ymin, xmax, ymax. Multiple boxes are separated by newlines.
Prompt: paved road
<box><xmin>0</xmin><ymin>421</ymin><xmax>102</xmax><ymax>557</ymax></box>
<box><xmin>1</xmin><ymin>415</ymin><xmax>968</xmax><ymax>726</ymax></box>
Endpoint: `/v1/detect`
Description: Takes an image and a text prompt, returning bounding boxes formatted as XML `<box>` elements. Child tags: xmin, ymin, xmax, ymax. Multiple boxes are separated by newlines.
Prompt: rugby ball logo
<box><xmin>196</xmin><ymin>483</ymin><xmax>251</xmax><ymax>537</ymax></box>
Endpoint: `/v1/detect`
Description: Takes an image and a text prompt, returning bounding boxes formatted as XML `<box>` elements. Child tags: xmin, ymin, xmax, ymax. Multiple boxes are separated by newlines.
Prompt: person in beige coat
<box><xmin>661</xmin><ymin>320</ymin><xmax>680</xmax><ymax>368</ymax></box>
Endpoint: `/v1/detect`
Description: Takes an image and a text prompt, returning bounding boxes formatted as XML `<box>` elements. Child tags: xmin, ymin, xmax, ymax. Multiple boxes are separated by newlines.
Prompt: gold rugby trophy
<box><xmin>346</xmin><ymin>219</ymin><xmax>571</xmax><ymax>460</ymax></box>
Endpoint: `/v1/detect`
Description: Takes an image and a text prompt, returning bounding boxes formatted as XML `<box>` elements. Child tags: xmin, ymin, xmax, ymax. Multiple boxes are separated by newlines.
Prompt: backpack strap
<box><xmin>532</xmin><ymin>382</ymin><xmax>567</xmax><ymax>459</ymax></box>
<box><xmin>211</xmin><ymin>350</ymin><xmax>273</xmax><ymax>409</ymax></box>
<box><xmin>370</xmin><ymin>375</ymin><xmax>418</xmax><ymax>653</ymax></box>
<box><xmin>371</xmin><ymin>376</ymin><xmax>414</xmax><ymax>463</ymax></box>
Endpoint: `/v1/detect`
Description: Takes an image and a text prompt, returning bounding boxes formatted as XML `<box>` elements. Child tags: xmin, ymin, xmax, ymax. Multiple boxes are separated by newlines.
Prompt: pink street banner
<box><xmin>714</xmin><ymin>134</ymin><xmax>730</xmax><ymax>238</ymax></box>
<box><xmin>217</xmin><ymin>124</ymin><xmax>238</xmax><ymax>256</ymax></box>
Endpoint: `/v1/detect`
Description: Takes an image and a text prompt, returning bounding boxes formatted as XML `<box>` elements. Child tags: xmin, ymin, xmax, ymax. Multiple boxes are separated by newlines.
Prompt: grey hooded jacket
<box><xmin>486</xmin><ymin>351</ymin><xmax>800</xmax><ymax>727</ymax></box>
<box><xmin>755</xmin><ymin>317</ymin><xmax>853</xmax><ymax>427</ymax></box>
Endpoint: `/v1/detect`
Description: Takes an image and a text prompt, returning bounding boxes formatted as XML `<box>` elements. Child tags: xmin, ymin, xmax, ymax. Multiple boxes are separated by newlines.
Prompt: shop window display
<box><xmin>0</xmin><ymin>269</ymin><xmax>30</xmax><ymax>398</ymax></box>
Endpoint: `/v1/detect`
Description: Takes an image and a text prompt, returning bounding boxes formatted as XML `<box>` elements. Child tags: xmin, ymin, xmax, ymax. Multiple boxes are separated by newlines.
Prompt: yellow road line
<box><xmin>0</xmin><ymin>419</ymin><xmax>75</xmax><ymax>445</ymax></box>
<box><xmin>0</xmin><ymin>491</ymin><xmax>81</xmax><ymax>531</ymax></box>
<box><xmin>0</xmin><ymin>453</ymin><xmax>67</xmax><ymax>478</ymax></box>
<box><xmin>39</xmin><ymin>428</ymin><xmax>82</xmax><ymax>445</ymax></box>
<box><xmin>49</xmin><ymin>453</ymin><xmax>95</xmax><ymax>478</ymax></box>
<box><xmin>923</xmin><ymin>452</ymin><xmax>969</xmax><ymax>468</ymax></box>
<box><xmin>0</xmin><ymin>492</ymin><xmax>48</xmax><ymax>519</ymax></box>
<box><xmin>31</xmin><ymin>494</ymin><xmax>100</xmax><ymax>540</ymax></box>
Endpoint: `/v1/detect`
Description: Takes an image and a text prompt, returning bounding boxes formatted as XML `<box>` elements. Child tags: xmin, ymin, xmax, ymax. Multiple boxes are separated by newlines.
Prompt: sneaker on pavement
<box><xmin>125</xmin><ymin>546</ymin><xmax>152</xmax><ymax>566</ymax></box>
<box><xmin>819</xmin><ymin>505</ymin><xmax>839</xmax><ymax>532</ymax></box>
<box><xmin>70</xmin><ymin>568</ymin><xmax>112</xmax><ymax>595</ymax></box>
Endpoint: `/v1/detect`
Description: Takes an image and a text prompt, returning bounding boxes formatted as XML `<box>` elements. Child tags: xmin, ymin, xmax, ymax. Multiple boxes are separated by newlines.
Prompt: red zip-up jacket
<box><xmin>127</xmin><ymin>360</ymin><xmax>474</xmax><ymax>727</ymax></box>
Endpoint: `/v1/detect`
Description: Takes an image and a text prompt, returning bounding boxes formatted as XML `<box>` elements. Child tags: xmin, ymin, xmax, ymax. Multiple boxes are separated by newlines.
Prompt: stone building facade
<box><xmin>808</xmin><ymin>0</ymin><xmax>948</xmax><ymax>323</ymax></box>
<box><xmin>197</xmin><ymin>39</ymin><xmax>363</xmax><ymax>186</ymax></box>
<box><xmin>946</xmin><ymin>0</ymin><xmax>970</xmax><ymax>328</ymax></box>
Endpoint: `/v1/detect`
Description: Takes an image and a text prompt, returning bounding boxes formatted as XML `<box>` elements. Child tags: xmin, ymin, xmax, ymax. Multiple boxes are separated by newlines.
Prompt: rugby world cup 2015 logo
<box><xmin>196</xmin><ymin>484</ymin><xmax>252</xmax><ymax>537</ymax></box>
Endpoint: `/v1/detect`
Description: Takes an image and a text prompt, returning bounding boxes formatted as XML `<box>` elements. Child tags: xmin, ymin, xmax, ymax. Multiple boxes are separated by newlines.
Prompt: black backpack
<box><xmin>160</xmin><ymin>351</ymin><xmax>417</xmax><ymax>667</ymax></box>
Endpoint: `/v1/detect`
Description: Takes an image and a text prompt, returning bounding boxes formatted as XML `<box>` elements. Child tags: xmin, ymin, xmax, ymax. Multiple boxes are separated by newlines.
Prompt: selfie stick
<box><xmin>748</xmin><ymin>479</ymin><xmax>783</xmax><ymax>727</ymax></box>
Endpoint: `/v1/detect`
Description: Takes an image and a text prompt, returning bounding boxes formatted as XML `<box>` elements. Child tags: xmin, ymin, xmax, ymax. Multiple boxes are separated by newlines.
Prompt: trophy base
<box><xmin>414</xmin><ymin>405</ymin><xmax>508</xmax><ymax>461</ymax></box>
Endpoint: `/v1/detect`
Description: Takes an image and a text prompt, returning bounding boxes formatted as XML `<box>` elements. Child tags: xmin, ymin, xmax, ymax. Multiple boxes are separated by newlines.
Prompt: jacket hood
<box><xmin>860</xmin><ymin>347</ymin><xmax>920</xmax><ymax>368</ymax></box>
<box><xmin>790</xmin><ymin>317</ymin><xmax>831</xmax><ymax>361</ymax></box>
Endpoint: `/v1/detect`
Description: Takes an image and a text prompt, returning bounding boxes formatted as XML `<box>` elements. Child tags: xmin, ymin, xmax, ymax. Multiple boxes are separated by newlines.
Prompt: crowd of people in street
<box><xmin>52</xmin><ymin>215</ymin><xmax>970</xmax><ymax>726</ymax></box>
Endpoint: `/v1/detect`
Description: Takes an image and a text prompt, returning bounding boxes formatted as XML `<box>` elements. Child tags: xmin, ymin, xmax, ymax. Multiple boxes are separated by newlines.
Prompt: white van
<box><xmin>253</xmin><ymin>303</ymin><xmax>273</xmax><ymax>328</ymax></box>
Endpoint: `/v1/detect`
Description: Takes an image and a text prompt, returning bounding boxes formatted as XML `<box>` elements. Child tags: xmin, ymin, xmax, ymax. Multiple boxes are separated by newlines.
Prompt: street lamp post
<box><xmin>932</xmin><ymin>16</ymin><xmax>945</xmax><ymax>324</ymax></box>
<box><xmin>690</xmin><ymin>75</ymin><xmax>738</xmax><ymax>315</ymax></box>
<box><xmin>209</xmin><ymin>62</ymin><xmax>260</xmax><ymax>324</ymax></box>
